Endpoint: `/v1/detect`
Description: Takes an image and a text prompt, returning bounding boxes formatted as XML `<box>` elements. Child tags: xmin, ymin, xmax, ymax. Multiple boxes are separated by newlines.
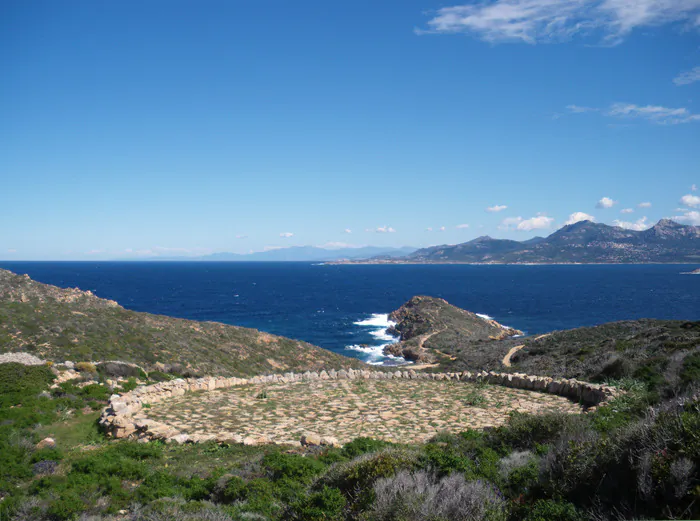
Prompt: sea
<box><xmin>1</xmin><ymin>262</ymin><xmax>698</xmax><ymax>366</ymax></box>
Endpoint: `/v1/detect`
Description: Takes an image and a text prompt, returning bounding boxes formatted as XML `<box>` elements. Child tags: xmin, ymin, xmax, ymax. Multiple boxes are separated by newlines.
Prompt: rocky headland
<box><xmin>383</xmin><ymin>296</ymin><xmax>522</xmax><ymax>363</ymax></box>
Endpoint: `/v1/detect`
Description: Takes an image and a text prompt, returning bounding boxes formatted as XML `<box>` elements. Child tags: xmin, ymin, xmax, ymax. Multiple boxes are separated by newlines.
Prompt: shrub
<box><xmin>0</xmin><ymin>363</ymin><xmax>54</xmax><ymax>398</ymax></box>
<box><xmin>262</xmin><ymin>452</ymin><xmax>326</xmax><ymax>482</ymax></box>
<box><xmin>75</xmin><ymin>362</ymin><xmax>96</xmax><ymax>373</ymax></box>
<box><xmin>287</xmin><ymin>486</ymin><xmax>346</xmax><ymax>521</ymax></box>
<box><xmin>319</xmin><ymin>448</ymin><xmax>419</xmax><ymax>511</ymax></box>
<box><xmin>119</xmin><ymin>377</ymin><xmax>139</xmax><ymax>392</ymax></box>
<box><xmin>46</xmin><ymin>493</ymin><xmax>86</xmax><ymax>520</ymax></box>
<box><xmin>370</xmin><ymin>470</ymin><xmax>507</xmax><ymax>521</ymax></box>
<box><xmin>147</xmin><ymin>371</ymin><xmax>172</xmax><ymax>382</ymax></box>
<box><xmin>679</xmin><ymin>353</ymin><xmax>700</xmax><ymax>389</ymax></box>
<box><xmin>520</xmin><ymin>499</ymin><xmax>584</xmax><ymax>521</ymax></box>
<box><xmin>341</xmin><ymin>437</ymin><xmax>392</xmax><ymax>459</ymax></box>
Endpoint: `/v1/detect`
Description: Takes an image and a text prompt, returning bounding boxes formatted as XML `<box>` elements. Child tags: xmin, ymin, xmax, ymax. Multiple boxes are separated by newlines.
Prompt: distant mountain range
<box><xmin>346</xmin><ymin>219</ymin><xmax>700</xmax><ymax>264</ymax></box>
<box><xmin>145</xmin><ymin>246</ymin><xmax>417</xmax><ymax>262</ymax></box>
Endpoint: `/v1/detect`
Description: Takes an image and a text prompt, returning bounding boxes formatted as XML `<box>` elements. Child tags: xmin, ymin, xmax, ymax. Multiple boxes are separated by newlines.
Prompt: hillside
<box><xmin>349</xmin><ymin>219</ymin><xmax>700</xmax><ymax>264</ymax></box>
<box><xmin>439</xmin><ymin>318</ymin><xmax>700</xmax><ymax>395</ymax></box>
<box><xmin>383</xmin><ymin>296</ymin><xmax>523</xmax><ymax>362</ymax></box>
<box><xmin>0</xmin><ymin>269</ymin><xmax>362</xmax><ymax>376</ymax></box>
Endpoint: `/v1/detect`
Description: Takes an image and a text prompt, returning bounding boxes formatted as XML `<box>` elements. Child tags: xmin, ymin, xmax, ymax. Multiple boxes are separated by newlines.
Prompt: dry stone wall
<box><xmin>99</xmin><ymin>368</ymin><xmax>620</xmax><ymax>445</ymax></box>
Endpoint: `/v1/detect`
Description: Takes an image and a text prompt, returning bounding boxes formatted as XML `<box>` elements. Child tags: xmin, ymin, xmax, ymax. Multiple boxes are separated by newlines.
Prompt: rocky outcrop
<box><xmin>99</xmin><ymin>369</ymin><xmax>620</xmax><ymax>446</ymax></box>
<box><xmin>384</xmin><ymin>296</ymin><xmax>522</xmax><ymax>363</ymax></box>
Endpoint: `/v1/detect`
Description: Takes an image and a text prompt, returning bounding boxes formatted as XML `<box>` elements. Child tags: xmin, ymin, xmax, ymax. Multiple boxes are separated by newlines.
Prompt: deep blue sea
<box><xmin>1</xmin><ymin>262</ymin><xmax>698</xmax><ymax>365</ymax></box>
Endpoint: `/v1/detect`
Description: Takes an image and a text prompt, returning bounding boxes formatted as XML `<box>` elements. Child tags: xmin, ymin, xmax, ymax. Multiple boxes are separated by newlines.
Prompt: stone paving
<box><xmin>142</xmin><ymin>378</ymin><xmax>583</xmax><ymax>445</ymax></box>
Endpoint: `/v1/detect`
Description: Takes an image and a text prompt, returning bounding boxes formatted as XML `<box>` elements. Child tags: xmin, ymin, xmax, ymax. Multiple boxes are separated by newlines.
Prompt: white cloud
<box><xmin>567</xmin><ymin>104</ymin><xmax>598</xmax><ymax>113</ymax></box>
<box><xmin>674</xmin><ymin>66</ymin><xmax>700</xmax><ymax>86</ymax></box>
<box><xmin>439</xmin><ymin>226</ymin><xmax>446</xmax><ymax>232</ymax></box>
<box><xmin>7</xmin><ymin>249</ymin><xmax>16</xmax><ymax>253</ymax></box>
<box><xmin>456</xmin><ymin>223</ymin><xmax>470</xmax><ymax>229</ymax></box>
<box><xmin>279</xmin><ymin>232</ymin><xmax>294</xmax><ymax>238</ymax></box>
<box><xmin>620</xmin><ymin>208</ymin><xmax>634</xmax><ymax>214</ymax></box>
<box><xmin>499</xmin><ymin>215</ymin><xmax>554</xmax><ymax>231</ymax></box>
<box><xmin>419</xmin><ymin>0</ymin><xmax>700</xmax><ymax>45</ymax></box>
<box><xmin>344</xmin><ymin>228</ymin><xmax>352</xmax><ymax>234</ymax></box>
<box><xmin>596</xmin><ymin>196</ymin><xmax>616</xmax><ymax>209</ymax></box>
<box><xmin>486</xmin><ymin>204</ymin><xmax>508</xmax><ymax>212</ymax></box>
<box><xmin>263</xmin><ymin>246</ymin><xmax>284</xmax><ymax>251</ymax></box>
<box><xmin>425</xmin><ymin>227</ymin><xmax>433</xmax><ymax>232</ymax></box>
<box><xmin>681</xmin><ymin>194</ymin><xmax>700</xmax><ymax>208</ymax></box>
<box><xmin>692</xmin><ymin>184</ymin><xmax>697</xmax><ymax>191</ymax></box>
<box><xmin>673</xmin><ymin>210</ymin><xmax>700</xmax><ymax>225</ymax></box>
<box><xmin>612</xmin><ymin>216</ymin><xmax>651</xmax><ymax>230</ymax></box>
<box><xmin>637</xmin><ymin>202</ymin><xmax>652</xmax><ymax>208</ymax></box>
<box><xmin>375</xmin><ymin>226</ymin><xmax>396</xmax><ymax>233</ymax></box>
<box><xmin>236</xmin><ymin>235</ymin><xmax>248</xmax><ymax>239</ymax></box>
<box><xmin>517</xmin><ymin>215</ymin><xmax>554</xmax><ymax>231</ymax></box>
<box><xmin>564</xmin><ymin>212</ymin><xmax>596</xmax><ymax>225</ymax></box>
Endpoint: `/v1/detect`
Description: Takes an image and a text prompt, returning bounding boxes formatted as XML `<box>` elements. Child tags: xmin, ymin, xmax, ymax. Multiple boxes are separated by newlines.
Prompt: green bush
<box><xmin>46</xmin><ymin>493</ymin><xmax>86</xmax><ymax>521</ymax></box>
<box><xmin>679</xmin><ymin>353</ymin><xmax>700</xmax><ymax>388</ymax></box>
<box><xmin>288</xmin><ymin>486</ymin><xmax>346</xmax><ymax>521</ymax></box>
<box><xmin>75</xmin><ymin>362</ymin><xmax>97</xmax><ymax>373</ymax></box>
<box><xmin>341</xmin><ymin>437</ymin><xmax>393</xmax><ymax>459</ymax></box>
<box><xmin>0</xmin><ymin>363</ymin><xmax>54</xmax><ymax>398</ymax></box>
<box><xmin>263</xmin><ymin>452</ymin><xmax>326</xmax><ymax>482</ymax></box>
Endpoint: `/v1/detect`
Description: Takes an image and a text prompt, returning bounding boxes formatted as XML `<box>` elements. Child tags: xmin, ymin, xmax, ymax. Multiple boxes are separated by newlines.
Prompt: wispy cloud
<box><xmin>425</xmin><ymin>227</ymin><xmax>433</xmax><ymax>232</ymax></box>
<box><xmin>564</xmin><ymin>211</ymin><xmax>595</xmax><ymax>225</ymax></box>
<box><xmin>620</xmin><ymin>208</ymin><xmax>634</xmax><ymax>214</ymax></box>
<box><xmin>608</xmin><ymin>103</ymin><xmax>700</xmax><ymax>124</ymax></box>
<box><xmin>439</xmin><ymin>226</ymin><xmax>446</xmax><ymax>232</ymax></box>
<box><xmin>681</xmin><ymin>194</ymin><xmax>700</xmax><ymax>208</ymax></box>
<box><xmin>567</xmin><ymin>104</ymin><xmax>598</xmax><ymax>113</ymax></box>
<box><xmin>674</xmin><ymin>66</ymin><xmax>700</xmax><ymax>86</ymax></box>
<box><xmin>567</xmin><ymin>102</ymin><xmax>700</xmax><ymax>124</ymax></box>
<box><xmin>456</xmin><ymin>223</ymin><xmax>470</xmax><ymax>229</ymax></box>
<box><xmin>612</xmin><ymin>216</ymin><xmax>651</xmax><ymax>230</ymax></box>
<box><xmin>344</xmin><ymin>228</ymin><xmax>352</xmax><ymax>234</ymax></box>
<box><xmin>596</xmin><ymin>196</ymin><xmax>616</xmax><ymax>209</ymax></box>
<box><xmin>7</xmin><ymin>249</ymin><xmax>16</xmax><ymax>254</ymax></box>
<box><xmin>692</xmin><ymin>184</ymin><xmax>697</xmax><ymax>192</ymax></box>
<box><xmin>279</xmin><ymin>232</ymin><xmax>294</xmax><ymax>238</ymax></box>
<box><xmin>236</xmin><ymin>235</ymin><xmax>248</xmax><ymax>239</ymax></box>
<box><xmin>86</xmin><ymin>249</ymin><xmax>107</xmax><ymax>255</ymax></box>
<box><xmin>637</xmin><ymin>202</ymin><xmax>652</xmax><ymax>208</ymax></box>
<box><xmin>486</xmin><ymin>204</ymin><xmax>508</xmax><ymax>212</ymax></box>
<box><xmin>418</xmin><ymin>0</ymin><xmax>700</xmax><ymax>46</ymax></box>
<box><xmin>374</xmin><ymin>226</ymin><xmax>396</xmax><ymax>233</ymax></box>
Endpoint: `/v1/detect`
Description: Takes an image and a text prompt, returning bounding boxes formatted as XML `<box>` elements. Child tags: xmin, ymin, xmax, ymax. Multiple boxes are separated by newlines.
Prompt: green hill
<box><xmin>0</xmin><ymin>269</ymin><xmax>361</xmax><ymax>376</ymax></box>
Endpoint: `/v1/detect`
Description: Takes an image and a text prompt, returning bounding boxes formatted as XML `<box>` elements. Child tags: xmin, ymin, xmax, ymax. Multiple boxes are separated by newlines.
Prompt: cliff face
<box><xmin>384</xmin><ymin>296</ymin><xmax>522</xmax><ymax>362</ymax></box>
<box><xmin>0</xmin><ymin>269</ymin><xmax>362</xmax><ymax>376</ymax></box>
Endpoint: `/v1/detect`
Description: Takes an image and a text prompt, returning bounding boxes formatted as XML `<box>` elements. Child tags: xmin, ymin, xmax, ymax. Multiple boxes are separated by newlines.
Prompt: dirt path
<box><xmin>502</xmin><ymin>345</ymin><xmax>525</xmax><ymax>367</ymax></box>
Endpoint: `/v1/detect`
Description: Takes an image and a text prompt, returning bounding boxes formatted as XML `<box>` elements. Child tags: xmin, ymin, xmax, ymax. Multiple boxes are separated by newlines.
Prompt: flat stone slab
<box><xmin>142</xmin><ymin>378</ymin><xmax>583</xmax><ymax>445</ymax></box>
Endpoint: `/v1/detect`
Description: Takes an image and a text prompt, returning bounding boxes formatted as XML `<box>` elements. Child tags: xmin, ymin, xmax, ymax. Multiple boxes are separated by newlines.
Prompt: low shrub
<box><xmin>75</xmin><ymin>362</ymin><xmax>97</xmax><ymax>373</ymax></box>
<box><xmin>370</xmin><ymin>470</ymin><xmax>507</xmax><ymax>521</ymax></box>
<box><xmin>287</xmin><ymin>486</ymin><xmax>346</xmax><ymax>521</ymax></box>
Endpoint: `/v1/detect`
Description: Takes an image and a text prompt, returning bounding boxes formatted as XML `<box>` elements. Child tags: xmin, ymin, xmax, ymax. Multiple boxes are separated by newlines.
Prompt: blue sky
<box><xmin>1</xmin><ymin>0</ymin><xmax>699</xmax><ymax>260</ymax></box>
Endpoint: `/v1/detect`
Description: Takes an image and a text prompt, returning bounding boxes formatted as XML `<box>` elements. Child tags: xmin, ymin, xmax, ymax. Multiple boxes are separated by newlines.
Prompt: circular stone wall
<box><xmin>141</xmin><ymin>378</ymin><xmax>583</xmax><ymax>445</ymax></box>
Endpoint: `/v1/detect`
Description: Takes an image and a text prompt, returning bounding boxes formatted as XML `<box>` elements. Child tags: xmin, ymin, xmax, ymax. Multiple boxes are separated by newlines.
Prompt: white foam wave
<box><xmin>475</xmin><ymin>313</ymin><xmax>494</xmax><ymax>320</ymax></box>
<box><xmin>348</xmin><ymin>312</ymin><xmax>403</xmax><ymax>366</ymax></box>
<box><xmin>354</xmin><ymin>313</ymin><xmax>396</xmax><ymax>328</ymax></box>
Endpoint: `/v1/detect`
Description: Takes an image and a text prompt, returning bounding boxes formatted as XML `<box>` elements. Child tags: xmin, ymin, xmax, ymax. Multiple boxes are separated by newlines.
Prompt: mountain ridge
<box><xmin>339</xmin><ymin>219</ymin><xmax>700</xmax><ymax>264</ymax></box>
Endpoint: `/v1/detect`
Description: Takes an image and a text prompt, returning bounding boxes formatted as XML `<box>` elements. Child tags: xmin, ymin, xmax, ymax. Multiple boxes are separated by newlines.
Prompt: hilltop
<box><xmin>383</xmin><ymin>296</ymin><xmax>522</xmax><ymax>362</ymax></box>
<box><xmin>0</xmin><ymin>269</ymin><xmax>362</xmax><ymax>376</ymax></box>
<box><xmin>341</xmin><ymin>219</ymin><xmax>700</xmax><ymax>264</ymax></box>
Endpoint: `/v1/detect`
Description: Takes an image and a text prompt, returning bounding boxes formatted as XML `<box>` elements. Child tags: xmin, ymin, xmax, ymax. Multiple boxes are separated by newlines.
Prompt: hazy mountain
<box><xmin>166</xmin><ymin>246</ymin><xmax>417</xmax><ymax>262</ymax></box>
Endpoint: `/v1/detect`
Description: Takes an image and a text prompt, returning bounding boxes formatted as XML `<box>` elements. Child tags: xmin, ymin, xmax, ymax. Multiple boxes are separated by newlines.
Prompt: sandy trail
<box><xmin>502</xmin><ymin>345</ymin><xmax>525</xmax><ymax>367</ymax></box>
